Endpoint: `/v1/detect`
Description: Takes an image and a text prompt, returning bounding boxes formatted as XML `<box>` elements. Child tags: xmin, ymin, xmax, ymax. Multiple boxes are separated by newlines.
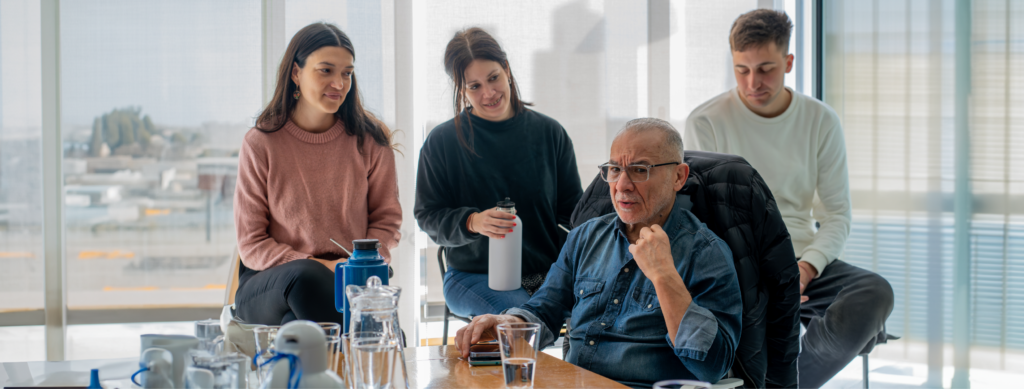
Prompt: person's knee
<box><xmin>838</xmin><ymin>272</ymin><xmax>894</xmax><ymax>335</ymax></box>
<box><xmin>285</xmin><ymin>259</ymin><xmax>334</xmax><ymax>289</ymax></box>
<box><xmin>859</xmin><ymin>273</ymin><xmax>895</xmax><ymax>319</ymax></box>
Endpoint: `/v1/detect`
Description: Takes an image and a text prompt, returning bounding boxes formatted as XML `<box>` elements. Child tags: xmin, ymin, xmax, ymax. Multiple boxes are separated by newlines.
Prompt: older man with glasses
<box><xmin>455</xmin><ymin>118</ymin><xmax>743</xmax><ymax>387</ymax></box>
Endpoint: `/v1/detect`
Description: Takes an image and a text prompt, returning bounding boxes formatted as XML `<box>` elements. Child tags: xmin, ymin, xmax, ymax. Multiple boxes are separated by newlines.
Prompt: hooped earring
<box><xmin>293</xmin><ymin>86</ymin><xmax>301</xmax><ymax>100</ymax></box>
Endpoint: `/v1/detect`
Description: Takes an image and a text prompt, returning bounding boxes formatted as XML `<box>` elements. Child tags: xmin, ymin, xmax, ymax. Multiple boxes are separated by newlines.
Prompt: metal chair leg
<box><xmin>862</xmin><ymin>353</ymin><xmax>869</xmax><ymax>389</ymax></box>
<box><xmin>442</xmin><ymin>304</ymin><xmax>451</xmax><ymax>346</ymax></box>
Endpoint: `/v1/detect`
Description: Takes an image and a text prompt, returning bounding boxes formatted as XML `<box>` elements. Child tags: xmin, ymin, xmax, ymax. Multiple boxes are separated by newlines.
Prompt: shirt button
<box><xmin>613</xmin><ymin>299</ymin><xmax>619</xmax><ymax>304</ymax></box>
<box><xmin>647</xmin><ymin>304</ymin><xmax>653</xmax><ymax>308</ymax></box>
<box><xmin>579</xmin><ymin>289</ymin><xmax>584</xmax><ymax>295</ymax></box>
<box><xmin>589</xmin><ymin>340</ymin><xmax>595</xmax><ymax>346</ymax></box>
<box><xmin>600</xmin><ymin>323</ymin><xmax>606</xmax><ymax>326</ymax></box>
<box><xmin>624</xmin><ymin>268</ymin><xmax>630</xmax><ymax>273</ymax></box>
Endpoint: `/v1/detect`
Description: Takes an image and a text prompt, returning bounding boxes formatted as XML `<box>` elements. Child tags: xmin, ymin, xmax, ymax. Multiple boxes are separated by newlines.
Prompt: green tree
<box><xmin>90</xmin><ymin>117</ymin><xmax>104</xmax><ymax>157</ymax></box>
<box><xmin>137</xmin><ymin>115</ymin><xmax>152</xmax><ymax>148</ymax></box>
<box><xmin>119</xmin><ymin>114</ymin><xmax>135</xmax><ymax>146</ymax></box>
<box><xmin>103</xmin><ymin>113</ymin><xmax>120</xmax><ymax>150</ymax></box>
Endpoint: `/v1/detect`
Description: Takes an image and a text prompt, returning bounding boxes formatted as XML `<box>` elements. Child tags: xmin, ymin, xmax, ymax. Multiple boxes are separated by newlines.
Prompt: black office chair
<box><xmin>437</xmin><ymin>246</ymin><xmax>472</xmax><ymax>345</ymax></box>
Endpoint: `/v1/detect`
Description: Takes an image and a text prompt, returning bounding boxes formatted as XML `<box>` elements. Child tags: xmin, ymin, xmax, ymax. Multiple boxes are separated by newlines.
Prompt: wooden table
<box><xmin>0</xmin><ymin>346</ymin><xmax>627</xmax><ymax>388</ymax></box>
<box><xmin>397</xmin><ymin>345</ymin><xmax>628</xmax><ymax>389</ymax></box>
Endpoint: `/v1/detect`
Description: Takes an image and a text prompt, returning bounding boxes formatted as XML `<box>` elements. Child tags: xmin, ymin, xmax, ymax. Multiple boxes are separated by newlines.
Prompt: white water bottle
<box><xmin>488</xmin><ymin>197</ymin><xmax>522</xmax><ymax>291</ymax></box>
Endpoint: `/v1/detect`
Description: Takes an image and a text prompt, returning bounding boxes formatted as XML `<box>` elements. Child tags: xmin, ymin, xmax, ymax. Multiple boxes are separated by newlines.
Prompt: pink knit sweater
<box><xmin>234</xmin><ymin>119</ymin><xmax>402</xmax><ymax>271</ymax></box>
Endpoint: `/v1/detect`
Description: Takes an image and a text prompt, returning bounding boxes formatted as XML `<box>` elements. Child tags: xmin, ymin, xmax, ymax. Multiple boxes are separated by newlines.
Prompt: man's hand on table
<box><xmin>454</xmin><ymin>314</ymin><xmax>525</xmax><ymax>358</ymax></box>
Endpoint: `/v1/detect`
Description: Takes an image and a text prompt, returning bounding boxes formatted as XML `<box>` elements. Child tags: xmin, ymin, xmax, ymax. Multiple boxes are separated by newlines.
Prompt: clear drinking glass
<box><xmin>326</xmin><ymin>335</ymin><xmax>342</xmax><ymax>375</ymax></box>
<box><xmin>252</xmin><ymin>325</ymin><xmax>280</xmax><ymax>384</ymax></box>
<box><xmin>318</xmin><ymin>322</ymin><xmax>341</xmax><ymax>337</ymax></box>
<box><xmin>497</xmin><ymin>323</ymin><xmax>541</xmax><ymax>389</ymax></box>
<box><xmin>196</xmin><ymin>319</ymin><xmax>225</xmax><ymax>353</ymax></box>
<box><xmin>341</xmin><ymin>332</ymin><xmax>354</xmax><ymax>389</ymax></box>
<box><xmin>187</xmin><ymin>351</ymin><xmax>247</xmax><ymax>389</ymax></box>
<box><xmin>349</xmin><ymin>331</ymin><xmax>396</xmax><ymax>389</ymax></box>
<box><xmin>652</xmin><ymin>380</ymin><xmax>713</xmax><ymax>389</ymax></box>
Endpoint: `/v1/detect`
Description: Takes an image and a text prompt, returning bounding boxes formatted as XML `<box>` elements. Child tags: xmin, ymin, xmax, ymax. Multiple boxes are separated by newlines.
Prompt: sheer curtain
<box><xmin>825</xmin><ymin>0</ymin><xmax>1024</xmax><ymax>373</ymax></box>
<box><xmin>0</xmin><ymin>0</ymin><xmax>44</xmax><ymax>361</ymax></box>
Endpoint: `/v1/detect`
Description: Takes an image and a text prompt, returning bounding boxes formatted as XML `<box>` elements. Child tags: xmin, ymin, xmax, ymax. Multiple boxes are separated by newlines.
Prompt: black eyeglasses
<box><xmin>598</xmin><ymin>162</ymin><xmax>681</xmax><ymax>183</ymax></box>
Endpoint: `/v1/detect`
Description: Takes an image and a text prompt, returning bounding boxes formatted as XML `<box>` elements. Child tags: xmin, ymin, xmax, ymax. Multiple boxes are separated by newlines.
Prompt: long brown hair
<box><xmin>255</xmin><ymin>23</ymin><xmax>391</xmax><ymax>152</ymax></box>
<box><xmin>443</xmin><ymin>27</ymin><xmax>531</xmax><ymax>154</ymax></box>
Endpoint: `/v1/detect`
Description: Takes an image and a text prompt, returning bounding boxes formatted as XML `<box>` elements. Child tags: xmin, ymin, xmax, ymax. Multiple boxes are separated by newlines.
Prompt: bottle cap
<box><xmin>87</xmin><ymin>369</ymin><xmax>102</xmax><ymax>389</ymax></box>
<box><xmin>496</xmin><ymin>197</ymin><xmax>515</xmax><ymax>208</ymax></box>
<box><xmin>353</xmin><ymin>239</ymin><xmax>381</xmax><ymax>251</ymax></box>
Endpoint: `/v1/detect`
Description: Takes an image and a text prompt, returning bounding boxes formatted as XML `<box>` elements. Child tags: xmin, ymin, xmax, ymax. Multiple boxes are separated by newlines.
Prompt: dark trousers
<box><xmin>235</xmin><ymin>258</ymin><xmax>346</xmax><ymax>325</ymax></box>
<box><xmin>799</xmin><ymin>260</ymin><xmax>895</xmax><ymax>388</ymax></box>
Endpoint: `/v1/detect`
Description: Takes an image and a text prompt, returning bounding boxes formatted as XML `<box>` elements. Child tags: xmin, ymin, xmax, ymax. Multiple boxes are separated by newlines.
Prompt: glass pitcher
<box><xmin>345</xmin><ymin>276</ymin><xmax>409</xmax><ymax>389</ymax></box>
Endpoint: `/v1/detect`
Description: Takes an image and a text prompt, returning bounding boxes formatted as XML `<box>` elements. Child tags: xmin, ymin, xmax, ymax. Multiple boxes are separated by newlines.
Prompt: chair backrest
<box><xmin>569</xmin><ymin>150</ymin><xmax>801</xmax><ymax>388</ymax></box>
<box><xmin>436</xmin><ymin>246</ymin><xmax>447</xmax><ymax>279</ymax></box>
<box><xmin>223</xmin><ymin>247</ymin><xmax>241</xmax><ymax>307</ymax></box>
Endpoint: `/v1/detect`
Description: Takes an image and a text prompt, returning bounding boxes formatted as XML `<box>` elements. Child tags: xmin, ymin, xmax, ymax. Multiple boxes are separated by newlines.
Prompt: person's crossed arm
<box><xmin>631</xmin><ymin>224</ymin><xmax>742</xmax><ymax>383</ymax></box>
<box><xmin>629</xmin><ymin>224</ymin><xmax>692</xmax><ymax>343</ymax></box>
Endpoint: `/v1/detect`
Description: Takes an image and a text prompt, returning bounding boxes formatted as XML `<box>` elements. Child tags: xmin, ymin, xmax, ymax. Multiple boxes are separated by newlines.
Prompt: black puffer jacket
<box><xmin>571</xmin><ymin>151</ymin><xmax>801</xmax><ymax>388</ymax></box>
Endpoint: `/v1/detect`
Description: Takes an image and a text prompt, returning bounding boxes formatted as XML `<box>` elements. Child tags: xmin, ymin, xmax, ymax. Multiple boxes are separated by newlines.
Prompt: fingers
<box><xmin>473</xmin><ymin>210</ymin><xmax>517</xmax><ymax>239</ymax></box>
<box><xmin>484</xmin><ymin>208</ymin><xmax>517</xmax><ymax>220</ymax></box>
<box><xmin>457</xmin><ymin>319</ymin><xmax>478</xmax><ymax>358</ymax></box>
<box><xmin>470</xmin><ymin>317</ymin><xmax>493</xmax><ymax>346</ymax></box>
<box><xmin>482</xmin><ymin>214</ymin><xmax>516</xmax><ymax>228</ymax></box>
<box><xmin>455</xmin><ymin>326</ymin><xmax>468</xmax><ymax>356</ymax></box>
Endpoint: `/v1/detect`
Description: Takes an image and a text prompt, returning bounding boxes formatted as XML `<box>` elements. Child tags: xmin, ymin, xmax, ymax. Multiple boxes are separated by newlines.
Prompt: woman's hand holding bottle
<box><xmin>467</xmin><ymin>208</ymin><xmax>517</xmax><ymax>239</ymax></box>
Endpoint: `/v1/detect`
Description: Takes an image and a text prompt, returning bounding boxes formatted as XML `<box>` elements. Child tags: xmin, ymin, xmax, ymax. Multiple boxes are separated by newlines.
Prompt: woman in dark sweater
<box><xmin>414</xmin><ymin>27</ymin><xmax>582</xmax><ymax>317</ymax></box>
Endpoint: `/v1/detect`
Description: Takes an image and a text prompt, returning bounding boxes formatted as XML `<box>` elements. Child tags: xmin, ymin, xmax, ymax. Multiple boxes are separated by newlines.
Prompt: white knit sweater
<box><xmin>684</xmin><ymin>87</ymin><xmax>851</xmax><ymax>277</ymax></box>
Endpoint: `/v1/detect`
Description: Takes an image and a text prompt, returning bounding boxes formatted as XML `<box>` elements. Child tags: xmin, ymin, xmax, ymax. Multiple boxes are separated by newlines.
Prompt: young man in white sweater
<box><xmin>684</xmin><ymin>9</ymin><xmax>894</xmax><ymax>388</ymax></box>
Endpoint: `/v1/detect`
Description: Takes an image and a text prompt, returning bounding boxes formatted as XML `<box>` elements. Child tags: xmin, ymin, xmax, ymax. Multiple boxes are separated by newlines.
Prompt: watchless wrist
<box><xmin>467</xmin><ymin>212</ymin><xmax>477</xmax><ymax>234</ymax></box>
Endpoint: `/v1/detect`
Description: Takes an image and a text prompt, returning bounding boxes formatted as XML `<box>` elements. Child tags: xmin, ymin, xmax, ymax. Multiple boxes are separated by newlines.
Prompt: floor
<box><xmin>2</xmin><ymin>321</ymin><xmax>1022</xmax><ymax>388</ymax></box>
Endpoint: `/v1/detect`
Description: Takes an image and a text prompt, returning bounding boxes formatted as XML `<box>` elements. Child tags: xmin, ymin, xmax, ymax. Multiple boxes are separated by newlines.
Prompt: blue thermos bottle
<box><xmin>335</xmin><ymin>239</ymin><xmax>389</xmax><ymax>333</ymax></box>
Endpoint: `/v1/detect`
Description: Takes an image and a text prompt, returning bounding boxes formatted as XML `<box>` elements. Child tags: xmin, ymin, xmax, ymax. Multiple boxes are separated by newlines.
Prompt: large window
<box><xmin>58</xmin><ymin>0</ymin><xmax>261</xmax><ymax>314</ymax></box>
<box><xmin>826</xmin><ymin>0</ymin><xmax>1024</xmax><ymax>373</ymax></box>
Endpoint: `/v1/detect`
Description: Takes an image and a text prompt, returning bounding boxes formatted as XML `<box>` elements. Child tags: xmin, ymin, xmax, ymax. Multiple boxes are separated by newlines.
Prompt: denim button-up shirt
<box><xmin>506</xmin><ymin>194</ymin><xmax>742</xmax><ymax>387</ymax></box>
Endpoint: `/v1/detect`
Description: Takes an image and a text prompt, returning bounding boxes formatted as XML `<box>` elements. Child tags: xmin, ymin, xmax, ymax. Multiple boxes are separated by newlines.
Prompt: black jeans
<box><xmin>235</xmin><ymin>258</ymin><xmax>345</xmax><ymax>325</ymax></box>
<box><xmin>799</xmin><ymin>260</ymin><xmax>894</xmax><ymax>388</ymax></box>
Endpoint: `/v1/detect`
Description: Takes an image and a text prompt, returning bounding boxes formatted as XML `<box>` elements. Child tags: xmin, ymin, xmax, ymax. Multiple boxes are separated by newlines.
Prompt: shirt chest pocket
<box><xmin>619</xmin><ymin>286</ymin><xmax>666</xmax><ymax>337</ymax></box>
<box><xmin>574</xmin><ymin>278</ymin><xmax>605</xmax><ymax>301</ymax></box>
<box><xmin>631</xmin><ymin>286</ymin><xmax>661</xmax><ymax>312</ymax></box>
<box><xmin>571</xmin><ymin>278</ymin><xmax>606</xmax><ymax>328</ymax></box>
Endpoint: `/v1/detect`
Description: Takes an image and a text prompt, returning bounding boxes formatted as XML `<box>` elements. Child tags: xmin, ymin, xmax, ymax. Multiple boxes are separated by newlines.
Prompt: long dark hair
<box><xmin>443</xmin><ymin>27</ymin><xmax>531</xmax><ymax>154</ymax></box>
<box><xmin>256</xmin><ymin>23</ymin><xmax>391</xmax><ymax>152</ymax></box>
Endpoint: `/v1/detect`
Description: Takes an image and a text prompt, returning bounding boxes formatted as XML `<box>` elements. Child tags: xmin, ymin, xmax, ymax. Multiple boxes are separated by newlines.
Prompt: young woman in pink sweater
<box><xmin>233</xmin><ymin>23</ymin><xmax>401</xmax><ymax>325</ymax></box>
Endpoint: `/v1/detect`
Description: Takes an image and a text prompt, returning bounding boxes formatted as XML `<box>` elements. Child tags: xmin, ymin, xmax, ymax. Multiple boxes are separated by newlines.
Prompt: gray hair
<box><xmin>613</xmin><ymin>118</ymin><xmax>685</xmax><ymax>162</ymax></box>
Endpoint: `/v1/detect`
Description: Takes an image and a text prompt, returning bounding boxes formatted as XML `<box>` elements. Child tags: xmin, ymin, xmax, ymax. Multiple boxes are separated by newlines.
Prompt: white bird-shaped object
<box><xmin>261</xmin><ymin>320</ymin><xmax>344</xmax><ymax>389</ymax></box>
<box><xmin>137</xmin><ymin>348</ymin><xmax>175</xmax><ymax>389</ymax></box>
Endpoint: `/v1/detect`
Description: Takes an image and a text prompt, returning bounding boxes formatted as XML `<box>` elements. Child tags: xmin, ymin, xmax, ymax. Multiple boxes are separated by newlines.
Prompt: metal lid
<box><xmin>353</xmin><ymin>239</ymin><xmax>381</xmax><ymax>251</ymax></box>
<box><xmin>496</xmin><ymin>197</ymin><xmax>515</xmax><ymax>208</ymax></box>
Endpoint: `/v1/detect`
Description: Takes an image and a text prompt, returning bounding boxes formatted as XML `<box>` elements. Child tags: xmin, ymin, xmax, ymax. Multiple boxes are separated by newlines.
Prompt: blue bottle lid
<box><xmin>88</xmin><ymin>368</ymin><xmax>102</xmax><ymax>389</ymax></box>
<box><xmin>353</xmin><ymin>239</ymin><xmax>381</xmax><ymax>251</ymax></box>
